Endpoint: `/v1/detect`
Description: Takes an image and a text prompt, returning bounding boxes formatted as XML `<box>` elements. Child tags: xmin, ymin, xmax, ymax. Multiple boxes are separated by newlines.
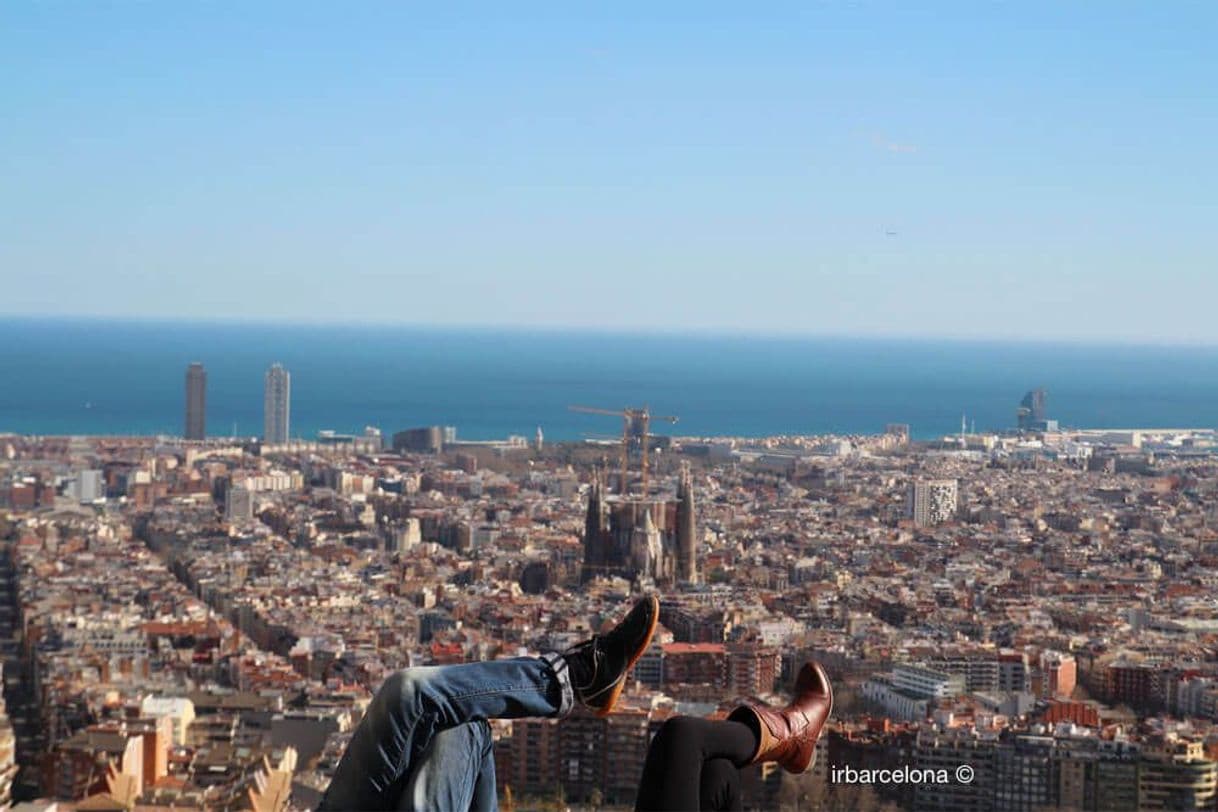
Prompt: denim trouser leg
<box><xmin>396</xmin><ymin>721</ymin><xmax>497</xmax><ymax>812</ymax></box>
<box><xmin>319</xmin><ymin>654</ymin><xmax>572</xmax><ymax>811</ymax></box>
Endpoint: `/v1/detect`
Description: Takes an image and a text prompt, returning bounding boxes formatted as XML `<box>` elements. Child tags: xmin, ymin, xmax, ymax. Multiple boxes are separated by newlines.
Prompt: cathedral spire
<box><xmin>677</xmin><ymin>461</ymin><xmax>698</xmax><ymax>584</ymax></box>
<box><xmin>581</xmin><ymin>468</ymin><xmax>607</xmax><ymax>583</ymax></box>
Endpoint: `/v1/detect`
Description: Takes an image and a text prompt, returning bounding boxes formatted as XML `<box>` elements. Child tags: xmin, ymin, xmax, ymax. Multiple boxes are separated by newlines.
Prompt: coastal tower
<box><xmin>676</xmin><ymin>462</ymin><xmax>698</xmax><ymax>584</ymax></box>
<box><xmin>581</xmin><ymin>471</ymin><xmax>608</xmax><ymax>583</ymax></box>
<box><xmin>263</xmin><ymin>363</ymin><xmax>291</xmax><ymax>444</ymax></box>
<box><xmin>184</xmin><ymin>362</ymin><xmax>206</xmax><ymax>440</ymax></box>
<box><xmin>1017</xmin><ymin>388</ymin><xmax>1048</xmax><ymax>430</ymax></box>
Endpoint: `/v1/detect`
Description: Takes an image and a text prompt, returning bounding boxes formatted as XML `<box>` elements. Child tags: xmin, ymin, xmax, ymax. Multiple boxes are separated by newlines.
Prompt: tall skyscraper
<box><xmin>907</xmin><ymin>479</ymin><xmax>959</xmax><ymax>527</ymax></box>
<box><xmin>184</xmin><ymin>362</ymin><xmax>206</xmax><ymax>440</ymax></box>
<box><xmin>1017</xmin><ymin>388</ymin><xmax>1048</xmax><ymax>430</ymax></box>
<box><xmin>263</xmin><ymin>363</ymin><xmax>290</xmax><ymax>444</ymax></box>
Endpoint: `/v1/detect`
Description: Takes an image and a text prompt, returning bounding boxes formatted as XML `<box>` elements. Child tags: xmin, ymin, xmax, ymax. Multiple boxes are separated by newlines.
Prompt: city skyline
<box><xmin>5</xmin><ymin>3</ymin><xmax>1218</xmax><ymax>341</ymax></box>
<box><xmin>5</xmin><ymin>318</ymin><xmax>1217</xmax><ymax>442</ymax></box>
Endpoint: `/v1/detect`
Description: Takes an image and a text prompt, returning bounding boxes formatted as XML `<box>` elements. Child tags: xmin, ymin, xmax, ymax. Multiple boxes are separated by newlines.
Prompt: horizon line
<box><xmin>4</xmin><ymin>311</ymin><xmax>1218</xmax><ymax>350</ymax></box>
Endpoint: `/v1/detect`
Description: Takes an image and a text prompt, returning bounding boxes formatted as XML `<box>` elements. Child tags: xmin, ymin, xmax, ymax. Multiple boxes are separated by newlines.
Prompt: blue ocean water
<box><xmin>2</xmin><ymin>318</ymin><xmax>1217</xmax><ymax>441</ymax></box>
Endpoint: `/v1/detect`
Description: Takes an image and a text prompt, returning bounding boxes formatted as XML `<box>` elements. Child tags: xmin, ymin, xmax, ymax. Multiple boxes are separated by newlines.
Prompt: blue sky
<box><xmin>3</xmin><ymin>2</ymin><xmax>1216</xmax><ymax>341</ymax></box>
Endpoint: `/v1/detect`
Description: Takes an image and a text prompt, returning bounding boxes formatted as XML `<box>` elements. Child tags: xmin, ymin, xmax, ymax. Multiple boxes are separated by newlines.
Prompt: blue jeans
<box><xmin>397</xmin><ymin>721</ymin><xmax>496</xmax><ymax>812</ymax></box>
<box><xmin>318</xmin><ymin>653</ymin><xmax>574</xmax><ymax>812</ymax></box>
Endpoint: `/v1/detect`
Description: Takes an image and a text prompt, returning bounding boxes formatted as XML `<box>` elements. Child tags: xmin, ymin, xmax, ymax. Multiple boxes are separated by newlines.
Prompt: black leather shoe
<box><xmin>564</xmin><ymin>595</ymin><xmax>660</xmax><ymax>716</ymax></box>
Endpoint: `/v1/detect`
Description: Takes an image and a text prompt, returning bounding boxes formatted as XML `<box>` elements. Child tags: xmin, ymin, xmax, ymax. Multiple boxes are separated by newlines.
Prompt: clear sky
<box><xmin>4</xmin><ymin>2</ymin><xmax>1216</xmax><ymax>342</ymax></box>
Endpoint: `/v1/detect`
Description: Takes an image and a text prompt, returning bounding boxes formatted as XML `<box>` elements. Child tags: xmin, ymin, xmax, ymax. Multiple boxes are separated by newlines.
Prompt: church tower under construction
<box><xmin>581</xmin><ymin>467</ymin><xmax>698</xmax><ymax>586</ymax></box>
<box><xmin>676</xmin><ymin>463</ymin><xmax>698</xmax><ymax>584</ymax></box>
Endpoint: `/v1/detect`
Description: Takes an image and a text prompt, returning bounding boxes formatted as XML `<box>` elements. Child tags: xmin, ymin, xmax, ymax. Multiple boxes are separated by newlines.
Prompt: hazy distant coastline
<box><xmin>3</xmin><ymin>318</ymin><xmax>1217</xmax><ymax>441</ymax></box>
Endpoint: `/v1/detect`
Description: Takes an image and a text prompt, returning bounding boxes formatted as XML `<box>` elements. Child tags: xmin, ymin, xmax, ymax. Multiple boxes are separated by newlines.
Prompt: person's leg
<box><xmin>634</xmin><ymin>716</ymin><xmax>758</xmax><ymax>812</ymax></box>
<box><xmin>700</xmin><ymin>759</ymin><xmax>743</xmax><ymax>812</ymax></box>
<box><xmin>320</xmin><ymin>594</ymin><xmax>661</xmax><ymax>811</ymax></box>
<box><xmin>396</xmin><ymin>720</ymin><xmax>498</xmax><ymax>812</ymax></box>
<box><xmin>726</xmin><ymin>661</ymin><xmax>832</xmax><ymax>774</ymax></box>
<box><xmin>320</xmin><ymin>655</ymin><xmax>570</xmax><ymax>812</ymax></box>
<box><xmin>468</xmin><ymin>726</ymin><xmax>499</xmax><ymax>812</ymax></box>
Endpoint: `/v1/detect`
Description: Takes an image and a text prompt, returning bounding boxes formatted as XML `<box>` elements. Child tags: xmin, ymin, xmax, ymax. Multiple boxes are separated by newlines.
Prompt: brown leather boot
<box><xmin>727</xmin><ymin>660</ymin><xmax>832</xmax><ymax>773</ymax></box>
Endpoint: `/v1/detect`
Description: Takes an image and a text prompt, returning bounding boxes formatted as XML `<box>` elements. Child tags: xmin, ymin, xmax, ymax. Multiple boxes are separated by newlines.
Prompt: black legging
<box><xmin>635</xmin><ymin>716</ymin><xmax>759</xmax><ymax>812</ymax></box>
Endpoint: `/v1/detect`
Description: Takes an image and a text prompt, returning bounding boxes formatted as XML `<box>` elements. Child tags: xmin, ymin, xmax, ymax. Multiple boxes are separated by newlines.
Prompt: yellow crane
<box><xmin>569</xmin><ymin>405</ymin><xmax>679</xmax><ymax>496</ymax></box>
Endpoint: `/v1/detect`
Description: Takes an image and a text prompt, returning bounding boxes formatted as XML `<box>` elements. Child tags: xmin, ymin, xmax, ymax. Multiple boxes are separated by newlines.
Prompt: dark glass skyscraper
<box><xmin>263</xmin><ymin>363</ymin><xmax>290</xmax><ymax>444</ymax></box>
<box><xmin>1017</xmin><ymin>388</ymin><xmax>1047</xmax><ymax>431</ymax></box>
<box><xmin>184</xmin><ymin>362</ymin><xmax>206</xmax><ymax>440</ymax></box>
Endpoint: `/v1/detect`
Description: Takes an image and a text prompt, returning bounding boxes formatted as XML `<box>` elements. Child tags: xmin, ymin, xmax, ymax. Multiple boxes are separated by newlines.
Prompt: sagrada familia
<box><xmin>581</xmin><ymin>464</ymin><xmax>699</xmax><ymax>585</ymax></box>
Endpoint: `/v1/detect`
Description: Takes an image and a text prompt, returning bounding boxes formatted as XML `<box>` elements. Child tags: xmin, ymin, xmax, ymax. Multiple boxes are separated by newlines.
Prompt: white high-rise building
<box><xmin>907</xmin><ymin>479</ymin><xmax>959</xmax><ymax>526</ymax></box>
<box><xmin>263</xmin><ymin>363</ymin><xmax>291</xmax><ymax>444</ymax></box>
<box><xmin>390</xmin><ymin>518</ymin><xmax>422</xmax><ymax>552</ymax></box>
<box><xmin>226</xmin><ymin>486</ymin><xmax>254</xmax><ymax>523</ymax></box>
<box><xmin>71</xmin><ymin>469</ymin><xmax>105</xmax><ymax>502</ymax></box>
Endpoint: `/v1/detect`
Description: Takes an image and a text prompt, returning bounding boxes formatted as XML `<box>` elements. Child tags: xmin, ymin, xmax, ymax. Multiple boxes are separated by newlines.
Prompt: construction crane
<box><xmin>569</xmin><ymin>405</ymin><xmax>679</xmax><ymax>496</ymax></box>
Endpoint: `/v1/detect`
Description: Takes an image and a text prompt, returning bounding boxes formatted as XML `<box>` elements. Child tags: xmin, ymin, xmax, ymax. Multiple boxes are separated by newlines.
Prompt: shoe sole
<box><xmin>595</xmin><ymin>594</ymin><xmax>660</xmax><ymax>718</ymax></box>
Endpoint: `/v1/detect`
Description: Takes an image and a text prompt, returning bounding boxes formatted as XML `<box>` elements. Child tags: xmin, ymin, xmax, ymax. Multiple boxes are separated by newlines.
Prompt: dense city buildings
<box><xmin>4</xmin><ymin>416</ymin><xmax>1218</xmax><ymax>809</ymax></box>
<box><xmin>264</xmin><ymin>363</ymin><xmax>291</xmax><ymax>445</ymax></box>
<box><xmin>184</xmin><ymin>362</ymin><xmax>207</xmax><ymax>440</ymax></box>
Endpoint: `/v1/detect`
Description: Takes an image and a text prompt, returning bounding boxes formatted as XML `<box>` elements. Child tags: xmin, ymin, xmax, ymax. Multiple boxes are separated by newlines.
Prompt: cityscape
<box><xmin>7</xmin><ymin>2</ymin><xmax>1218</xmax><ymax>810</ymax></box>
<box><xmin>3</xmin><ymin>363</ymin><xmax>1218</xmax><ymax>810</ymax></box>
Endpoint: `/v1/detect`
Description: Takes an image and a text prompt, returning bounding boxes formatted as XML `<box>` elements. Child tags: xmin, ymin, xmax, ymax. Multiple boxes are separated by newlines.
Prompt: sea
<box><xmin>3</xmin><ymin>318</ymin><xmax>1217</xmax><ymax>442</ymax></box>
